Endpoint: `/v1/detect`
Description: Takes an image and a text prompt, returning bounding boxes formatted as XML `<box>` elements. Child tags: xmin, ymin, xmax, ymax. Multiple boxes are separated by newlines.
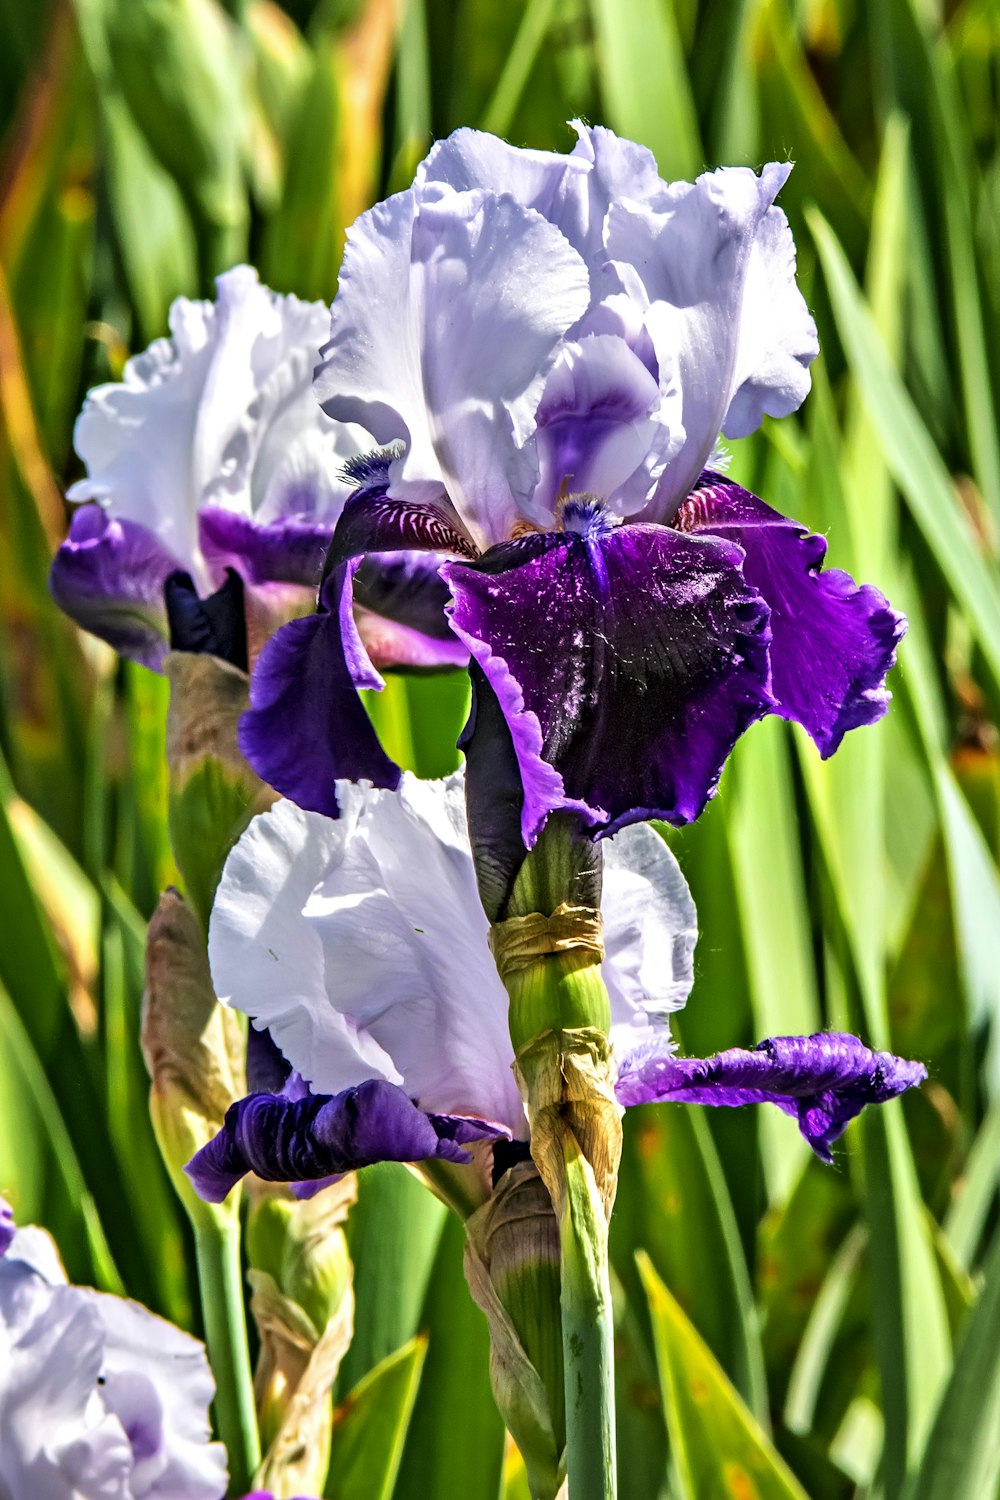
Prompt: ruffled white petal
<box><xmin>70</xmin><ymin>266</ymin><xmax>361</xmax><ymax>590</ymax></box>
<box><xmin>723</xmin><ymin>201</ymin><xmax>819</xmax><ymax>438</ymax></box>
<box><xmin>315</xmin><ymin>186</ymin><xmax>590</xmax><ymax>550</ymax></box>
<box><xmin>603</xmin><ymin>822</ymin><xmax>697</xmax><ymax>1050</ymax></box>
<box><xmin>0</xmin><ymin>1226</ymin><xmax>226</xmax><ymax>1500</ymax></box>
<box><xmin>90</xmin><ymin>1295</ymin><xmax>227</xmax><ymax>1500</ymax></box>
<box><xmin>419</xmin><ymin>122</ymin><xmax>664</xmax><ymax>281</ymax></box>
<box><xmin>209</xmin><ymin>771</ymin><xmax>697</xmax><ymax>1135</ymax></box>
<box><xmin>210</xmin><ymin>773</ymin><xmax>522</xmax><ymax>1129</ymax></box>
<box><xmin>606</xmin><ymin>162</ymin><xmax>813</xmax><ymax>517</ymax></box>
<box><xmin>316</xmin><ymin>132</ymin><xmax>814</xmax><ymax>539</ymax></box>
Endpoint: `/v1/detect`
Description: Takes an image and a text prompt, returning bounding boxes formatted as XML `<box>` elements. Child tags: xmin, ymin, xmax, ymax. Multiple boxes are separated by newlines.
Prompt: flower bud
<box><xmin>464</xmin><ymin>1161</ymin><xmax>565</xmax><ymax>1500</ymax></box>
<box><xmin>141</xmin><ymin>888</ymin><xmax>246</xmax><ymax>1224</ymax></box>
<box><xmin>247</xmin><ymin>1177</ymin><xmax>357</xmax><ymax>1497</ymax></box>
<box><xmin>514</xmin><ymin>1028</ymin><xmax>622</xmax><ymax>1219</ymax></box>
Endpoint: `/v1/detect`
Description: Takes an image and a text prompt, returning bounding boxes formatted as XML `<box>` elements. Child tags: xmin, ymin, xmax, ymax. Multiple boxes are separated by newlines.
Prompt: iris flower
<box><xmin>240</xmin><ymin>125</ymin><xmax>904</xmax><ymax>841</ymax></box>
<box><xmin>51</xmin><ymin>266</ymin><xmax>465</xmax><ymax>679</ymax></box>
<box><xmin>0</xmin><ymin>1203</ymin><xmax>226</xmax><ymax>1500</ymax></box>
<box><xmin>186</xmin><ymin>775</ymin><xmax>924</xmax><ymax>1201</ymax></box>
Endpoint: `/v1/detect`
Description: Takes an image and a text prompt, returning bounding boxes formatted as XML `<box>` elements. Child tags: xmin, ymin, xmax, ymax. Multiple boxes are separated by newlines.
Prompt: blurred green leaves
<box><xmin>2</xmin><ymin>0</ymin><xmax>1000</xmax><ymax>1495</ymax></box>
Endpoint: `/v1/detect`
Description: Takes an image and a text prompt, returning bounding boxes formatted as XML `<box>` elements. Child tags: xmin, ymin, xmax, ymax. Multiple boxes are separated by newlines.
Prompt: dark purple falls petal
<box><xmin>185</xmin><ymin>1080</ymin><xmax>509</xmax><ymax>1202</ymax></box>
<box><xmin>238</xmin><ymin>561</ymin><xmax>401</xmax><ymax>816</ymax></box>
<box><xmin>49</xmin><ymin>506</ymin><xmax>177</xmax><ymax>669</ymax></box>
<box><xmin>616</xmin><ymin>1032</ymin><xmax>927</xmax><ymax>1162</ymax></box>
<box><xmin>677</xmin><ymin>473</ymin><xmax>906</xmax><ymax>755</ymax></box>
<box><xmin>443</xmin><ymin>514</ymin><xmax>774</xmax><ymax>843</ymax></box>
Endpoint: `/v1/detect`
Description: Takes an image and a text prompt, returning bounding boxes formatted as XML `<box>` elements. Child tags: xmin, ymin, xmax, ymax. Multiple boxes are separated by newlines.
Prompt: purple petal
<box><xmin>49</xmin><ymin>506</ymin><xmax>176</xmax><ymax>668</ymax></box>
<box><xmin>0</xmin><ymin>1196</ymin><xmax>14</xmax><ymax>1257</ymax></box>
<box><xmin>184</xmin><ymin>1080</ymin><xmax>508</xmax><ymax>1202</ymax></box>
<box><xmin>238</xmin><ymin>1493</ymin><xmax>316</xmax><ymax>1499</ymax></box>
<box><xmin>443</xmin><ymin>514</ymin><xmax>773</xmax><ymax>843</ymax></box>
<box><xmin>246</xmin><ymin>1025</ymin><xmax>294</xmax><ymax>1096</ymax></box>
<box><xmin>164</xmin><ymin>568</ymin><xmax>248</xmax><ymax>670</ymax></box>
<box><xmin>677</xmin><ymin>474</ymin><xmax>906</xmax><ymax>754</ymax></box>
<box><xmin>238</xmin><ymin>563</ymin><xmax>400</xmax><ymax>816</ymax></box>
<box><xmin>616</xmin><ymin>1032</ymin><xmax>927</xmax><ymax>1162</ymax></box>
<box><xmin>199</xmin><ymin>506</ymin><xmax>333</xmax><ymax>587</ymax></box>
<box><xmin>353</xmin><ymin>552</ymin><xmax>469</xmax><ymax>672</ymax></box>
<box><xmin>328</xmin><ymin>487</ymin><xmax>476</xmax><ymax>572</ymax></box>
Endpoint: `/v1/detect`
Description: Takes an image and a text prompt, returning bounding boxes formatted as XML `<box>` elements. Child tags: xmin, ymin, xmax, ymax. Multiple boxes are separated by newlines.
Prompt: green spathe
<box><xmin>464</xmin><ymin>1161</ymin><xmax>566</xmax><ymax>1500</ymax></box>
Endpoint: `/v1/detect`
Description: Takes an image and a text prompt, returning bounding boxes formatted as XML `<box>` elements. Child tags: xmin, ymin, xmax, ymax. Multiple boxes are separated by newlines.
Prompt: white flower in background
<box><xmin>51</xmin><ymin>266</ymin><xmax>370</xmax><ymax>668</ymax></box>
<box><xmin>0</xmin><ymin>1209</ymin><xmax>227</xmax><ymax>1500</ymax></box>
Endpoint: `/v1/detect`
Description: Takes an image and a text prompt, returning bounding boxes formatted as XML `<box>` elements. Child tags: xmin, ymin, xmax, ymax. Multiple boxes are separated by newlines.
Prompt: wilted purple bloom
<box><xmin>51</xmin><ymin>267</ymin><xmax>465</xmax><ymax>682</ymax></box>
<box><xmin>240</xmin><ymin>125</ymin><xmax>903</xmax><ymax>843</ymax></box>
<box><xmin>0</xmin><ymin>1215</ymin><xmax>227</xmax><ymax>1499</ymax></box>
<box><xmin>186</xmin><ymin>775</ymin><xmax>923</xmax><ymax>1198</ymax></box>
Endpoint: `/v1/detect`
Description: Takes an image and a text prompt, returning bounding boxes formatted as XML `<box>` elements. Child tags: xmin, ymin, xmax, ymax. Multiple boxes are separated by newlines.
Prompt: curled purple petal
<box><xmin>616</xmin><ymin>1032</ymin><xmax>927</xmax><ymax>1162</ymax></box>
<box><xmin>165</xmin><ymin>568</ymin><xmax>248</xmax><ymax>670</ymax></box>
<box><xmin>0</xmin><ymin>1197</ymin><xmax>14</xmax><ymax>1257</ymax></box>
<box><xmin>443</xmin><ymin>514</ymin><xmax>773</xmax><ymax>842</ymax></box>
<box><xmin>49</xmin><ymin>506</ymin><xmax>177</xmax><ymax>668</ymax></box>
<box><xmin>678</xmin><ymin>474</ymin><xmax>906</xmax><ymax>755</ymax></box>
<box><xmin>185</xmin><ymin>1080</ymin><xmax>509</xmax><ymax>1202</ymax></box>
<box><xmin>238</xmin><ymin>562</ymin><xmax>400</xmax><ymax>815</ymax></box>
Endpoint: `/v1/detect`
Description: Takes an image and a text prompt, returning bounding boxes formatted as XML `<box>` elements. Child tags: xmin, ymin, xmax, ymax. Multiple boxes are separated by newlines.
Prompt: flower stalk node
<box><xmin>488</xmin><ymin>903</ymin><xmax>605</xmax><ymax>981</ymax></box>
<box><xmin>515</xmin><ymin>1027</ymin><xmax>623</xmax><ymax>1220</ymax></box>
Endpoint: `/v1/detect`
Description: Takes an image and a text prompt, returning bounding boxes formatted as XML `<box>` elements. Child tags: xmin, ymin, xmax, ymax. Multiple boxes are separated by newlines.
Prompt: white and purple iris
<box><xmin>239</xmin><ymin>124</ymin><xmax>904</xmax><ymax>844</ymax></box>
<box><xmin>50</xmin><ymin>266</ymin><xmax>466</xmax><ymax>678</ymax></box>
<box><xmin>185</xmin><ymin>774</ymin><xmax>924</xmax><ymax>1201</ymax></box>
<box><xmin>0</xmin><ymin>1204</ymin><xmax>226</xmax><ymax>1500</ymax></box>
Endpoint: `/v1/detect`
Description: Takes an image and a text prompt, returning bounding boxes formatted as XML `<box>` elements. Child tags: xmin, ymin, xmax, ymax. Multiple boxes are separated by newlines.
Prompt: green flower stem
<box><xmin>193</xmin><ymin>1209</ymin><xmax>261</xmax><ymax>1495</ymax></box>
<box><xmin>559</xmin><ymin>1137</ymin><xmax>617</xmax><ymax>1500</ymax></box>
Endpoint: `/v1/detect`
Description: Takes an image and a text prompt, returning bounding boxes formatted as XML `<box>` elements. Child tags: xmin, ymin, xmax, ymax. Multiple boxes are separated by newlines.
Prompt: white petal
<box><xmin>71</xmin><ymin>266</ymin><xmax>345</xmax><ymax>590</ymax></box>
<box><xmin>0</xmin><ymin>1229</ymin><xmax>226</xmax><ymax>1500</ymax></box>
<box><xmin>211</xmin><ymin>772</ymin><xmax>523</xmax><ymax>1130</ymax></box>
<box><xmin>607</xmin><ymin>163</ymin><xmax>808</xmax><ymax>517</ymax></box>
<box><xmin>211</xmin><ymin>770</ymin><xmax>698</xmax><ymax>1135</ymax></box>
<box><xmin>723</xmin><ymin>201</ymin><xmax>819</xmax><ymax>438</ymax></box>
<box><xmin>315</xmin><ymin>185</ymin><xmax>590</xmax><ymax>551</ymax></box>
<box><xmin>90</xmin><ymin>1294</ymin><xmax>227</xmax><ymax>1500</ymax></box>
<box><xmin>0</xmin><ymin>1248</ymin><xmax>132</xmax><ymax>1500</ymax></box>
<box><xmin>420</xmin><ymin>123</ymin><xmax>664</xmax><ymax>277</ymax></box>
<box><xmin>603</xmin><ymin>823</ymin><xmax>697</xmax><ymax>1058</ymax></box>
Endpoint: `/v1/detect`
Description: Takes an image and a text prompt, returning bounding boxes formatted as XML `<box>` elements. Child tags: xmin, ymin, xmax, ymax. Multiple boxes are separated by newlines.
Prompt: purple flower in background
<box><xmin>51</xmin><ymin>266</ymin><xmax>465</xmax><ymax>683</ymax></box>
<box><xmin>0</xmin><ymin>1197</ymin><xmax>14</xmax><ymax>1258</ymax></box>
<box><xmin>241</xmin><ymin>125</ymin><xmax>904</xmax><ymax>842</ymax></box>
<box><xmin>186</xmin><ymin>774</ymin><xmax>924</xmax><ymax>1199</ymax></box>
<box><xmin>0</xmin><ymin>1213</ymin><xmax>227</xmax><ymax>1499</ymax></box>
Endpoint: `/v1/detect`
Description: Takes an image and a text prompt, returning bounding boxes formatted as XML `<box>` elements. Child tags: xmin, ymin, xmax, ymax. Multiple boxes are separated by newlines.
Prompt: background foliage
<box><xmin>1</xmin><ymin>0</ymin><xmax>999</xmax><ymax>1495</ymax></box>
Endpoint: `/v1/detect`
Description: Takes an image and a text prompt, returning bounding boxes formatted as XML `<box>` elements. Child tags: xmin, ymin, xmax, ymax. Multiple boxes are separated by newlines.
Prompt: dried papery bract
<box><xmin>465</xmin><ymin>1161</ymin><xmax>565</xmax><ymax>1500</ymax></box>
<box><xmin>248</xmin><ymin>1176</ymin><xmax>357</xmax><ymax>1498</ymax></box>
